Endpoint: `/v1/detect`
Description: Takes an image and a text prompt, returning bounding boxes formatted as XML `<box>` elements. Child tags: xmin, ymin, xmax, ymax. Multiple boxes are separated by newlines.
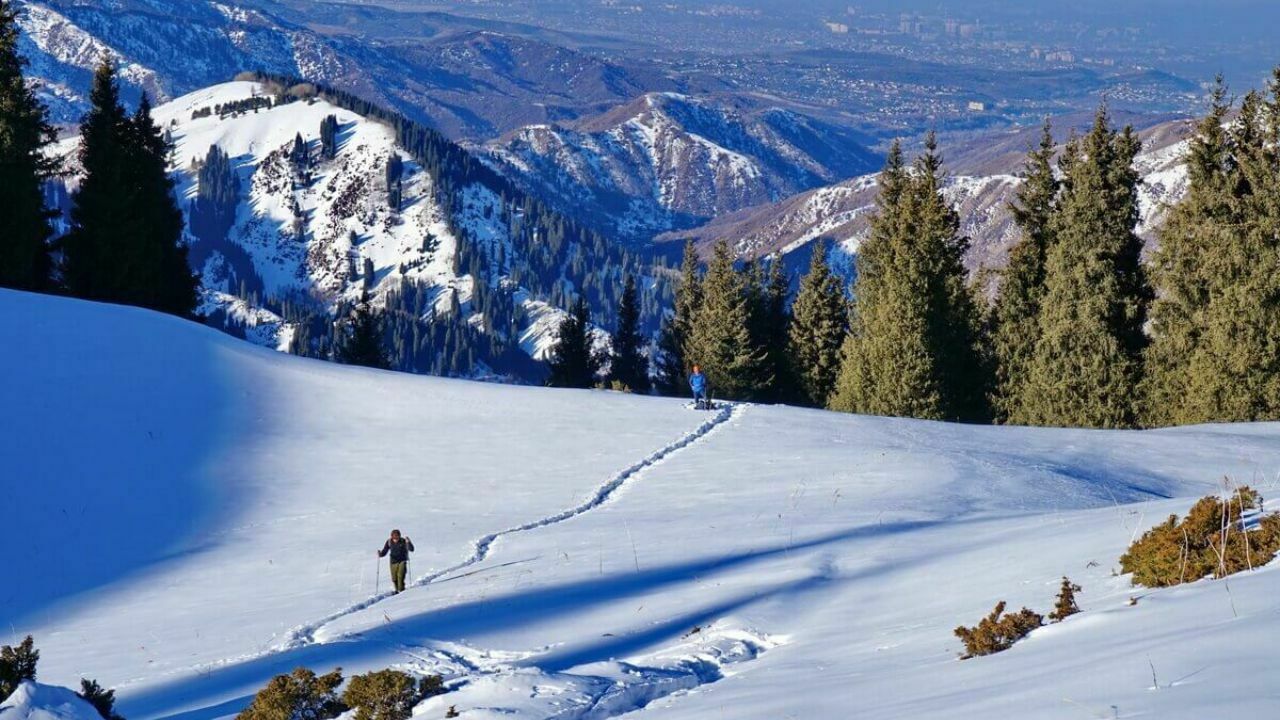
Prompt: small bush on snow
<box><xmin>78</xmin><ymin>679</ymin><xmax>124</xmax><ymax>720</ymax></box>
<box><xmin>236</xmin><ymin>667</ymin><xmax>346</xmax><ymax>720</ymax></box>
<box><xmin>1048</xmin><ymin>577</ymin><xmax>1082</xmax><ymax>622</ymax></box>
<box><xmin>954</xmin><ymin>601</ymin><xmax>1043</xmax><ymax>659</ymax></box>
<box><xmin>0</xmin><ymin>635</ymin><xmax>39</xmax><ymax>701</ymax></box>
<box><xmin>341</xmin><ymin>670</ymin><xmax>445</xmax><ymax>720</ymax></box>
<box><xmin>1120</xmin><ymin>486</ymin><xmax>1280</xmax><ymax>588</ymax></box>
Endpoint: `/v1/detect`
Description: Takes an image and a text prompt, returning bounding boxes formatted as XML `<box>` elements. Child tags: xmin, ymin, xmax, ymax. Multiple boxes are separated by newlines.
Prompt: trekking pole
<box><xmin>375</xmin><ymin>558</ymin><xmax>381</xmax><ymax>595</ymax></box>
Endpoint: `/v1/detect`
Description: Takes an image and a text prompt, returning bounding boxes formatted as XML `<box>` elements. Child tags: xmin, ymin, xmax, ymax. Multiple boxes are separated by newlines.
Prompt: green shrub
<box><xmin>954</xmin><ymin>601</ymin><xmax>1043</xmax><ymax>659</ymax></box>
<box><xmin>0</xmin><ymin>636</ymin><xmax>39</xmax><ymax>701</ymax></box>
<box><xmin>78</xmin><ymin>679</ymin><xmax>124</xmax><ymax>720</ymax></box>
<box><xmin>341</xmin><ymin>670</ymin><xmax>443</xmax><ymax>720</ymax></box>
<box><xmin>236</xmin><ymin>668</ymin><xmax>346</xmax><ymax>720</ymax></box>
<box><xmin>1120</xmin><ymin>486</ymin><xmax>1280</xmax><ymax>587</ymax></box>
<box><xmin>1048</xmin><ymin>577</ymin><xmax>1082</xmax><ymax>622</ymax></box>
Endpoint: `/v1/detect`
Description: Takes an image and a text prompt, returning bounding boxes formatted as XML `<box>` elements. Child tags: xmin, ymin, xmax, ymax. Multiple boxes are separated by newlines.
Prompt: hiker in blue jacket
<box><xmin>689</xmin><ymin>365</ymin><xmax>709</xmax><ymax>408</ymax></box>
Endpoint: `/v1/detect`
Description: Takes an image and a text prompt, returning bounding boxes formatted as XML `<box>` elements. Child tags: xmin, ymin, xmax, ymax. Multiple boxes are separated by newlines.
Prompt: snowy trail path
<box><xmin>274</xmin><ymin>402</ymin><xmax>741</xmax><ymax>651</ymax></box>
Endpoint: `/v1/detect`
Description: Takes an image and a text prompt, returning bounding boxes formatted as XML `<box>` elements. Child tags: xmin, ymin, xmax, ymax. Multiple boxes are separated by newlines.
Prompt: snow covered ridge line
<box><xmin>273</xmin><ymin>403</ymin><xmax>740</xmax><ymax>651</ymax></box>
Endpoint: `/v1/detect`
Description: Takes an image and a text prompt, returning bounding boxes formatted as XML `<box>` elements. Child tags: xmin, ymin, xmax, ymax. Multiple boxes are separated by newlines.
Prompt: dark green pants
<box><xmin>390</xmin><ymin>561</ymin><xmax>408</xmax><ymax>593</ymax></box>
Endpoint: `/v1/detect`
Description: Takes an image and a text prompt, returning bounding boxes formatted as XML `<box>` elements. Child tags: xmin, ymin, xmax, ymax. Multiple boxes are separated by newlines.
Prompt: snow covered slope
<box><xmin>0</xmin><ymin>683</ymin><xmax>103</xmax><ymax>720</ymax></box>
<box><xmin>5</xmin><ymin>288</ymin><xmax>1280</xmax><ymax>719</ymax></box>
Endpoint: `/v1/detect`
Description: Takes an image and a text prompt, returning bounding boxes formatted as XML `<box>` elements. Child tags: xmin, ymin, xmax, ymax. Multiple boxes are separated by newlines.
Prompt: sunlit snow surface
<box><xmin>4</xmin><ymin>289</ymin><xmax>1280</xmax><ymax>719</ymax></box>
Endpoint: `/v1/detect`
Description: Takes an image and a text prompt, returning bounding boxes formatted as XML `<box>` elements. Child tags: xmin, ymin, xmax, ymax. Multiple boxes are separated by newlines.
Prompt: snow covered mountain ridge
<box><xmin>49</xmin><ymin>79</ymin><xmax>647</xmax><ymax>378</ymax></box>
<box><xmin>483</xmin><ymin>92</ymin><xmax>881</xmax><ymax>243</ymax></box>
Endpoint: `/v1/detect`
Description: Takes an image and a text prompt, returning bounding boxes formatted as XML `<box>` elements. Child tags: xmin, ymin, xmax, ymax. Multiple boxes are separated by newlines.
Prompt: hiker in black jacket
<box><xmin>377</xmin><ymin>529</ymin><xmax>415</xmax><ymax>593</ymax></box>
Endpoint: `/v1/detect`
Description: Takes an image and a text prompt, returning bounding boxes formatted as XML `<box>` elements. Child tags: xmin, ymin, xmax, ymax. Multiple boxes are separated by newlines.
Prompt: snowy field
<box><xmin>4</xmin><ymin>288</ymin><xmax>1280</xmax><ymax>720</ymax></box>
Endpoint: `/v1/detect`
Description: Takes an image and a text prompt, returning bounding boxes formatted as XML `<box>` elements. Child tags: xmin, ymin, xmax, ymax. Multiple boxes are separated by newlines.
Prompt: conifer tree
<box><xmin>830</xmin><ymin>136</ymin><xmax>989</xmax><ymax>421</ymax></box>
<box><xmin>1013</xmin><ymin>106</ymin><xmax>1150</xmax><ymax>428</ymax></box>
<box><xmin>744</xmin><ymin>258</ymin><xmax>792</xmax><ymax>401</ymax></box>
<box><xmin>0</xmin><ymin>0</ymin><xmax>56</xmax><ymax>290</ymax></box>
<box><xmin>320</xmin><ymin>114</ymin><xmax>338</xmax><ymax>159</ymax></box>
<box><xmin>63</xmin><ymin>62</ymin><xmax>197</xmax><ymax>316</ymax></box>
<box><xmin>991</xmin><ymin>120</ymin><xmax>1059</xmax><ymax>421</ymax></box>
<box><xmin>124</xmin><ymin>94</ymin><xmax>199</xmax><ymax>315</ymax></box>
<box><xmin>609</xmin><ymin>273</ymin><xmax>650</xmax><ymax>393</ymax></box>
<box><xmin>788</xmin><ymin>243</ymin><xmax>848</xmax><ymax>407</ymax></box>
<box><xmin>655</xmin><ymin>241</ymin><xmax>701</xmax><ymax>395</ymax></box>
<box><xmin>547</xmin><ymin>295</ymin><xmax>602</xmax><ymax>388</ymax></box>
<box><xmin>62</xmin><ymin>59</ymin><xmax>130</xmax><ymax>303</ymax></box>
<box><xmin>686</xmin><ymin>240</ymin><xmax>769</xmax><ymax>400</ymax></box>
<box><xmin>1146</xmin><ymin>72</ymin><xmax>1280</xmax><ymax>423</ymax></box>
<box><xmin>337</xmin><ymin>291</ymin><xmax>390</xmax><ymax>370</ymax></box>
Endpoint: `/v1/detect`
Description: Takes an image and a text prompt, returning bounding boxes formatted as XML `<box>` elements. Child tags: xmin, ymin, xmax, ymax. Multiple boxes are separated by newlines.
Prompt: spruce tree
<box><xmin>830</xmin><ymin>136</ymin><xmax>989</xmax><ymax>421</ymax></box>
<box><xmin>609</xmin><ymin>273</ymin><xmax>650</xmax><ymax>393</ymax></box>
<box><xmin>788</xmin><ymin>243</ymin><xmax>848</xmax><ymax>407</ymax></box>
<box><xmin>0</xmin><ymin>0</ymin><xmax>56</xmax><ymax>291</ymax></box>
<box><xmin>63</xmin><ymin>58</ymin><xmax>130</xmax><ymax>303</ymax></box>
<box><xmin>655</xmin><ymin>241</ymin><xmax>701</xmax><ymax>395</ymax></box>
<box><xmin>1146</xmin><ymin>73</ymin><xmax>1280</xmax><ymax>423</ymax></box>
<box><xmin>991</xmin><ymin>120</ymin><xmax>1059</xmax><ymax>421</ymax></box>
<box><xmin>124</xmin><ymin>94</ymin><xmax>199</xmax><ymax>315</ymax></box>
<box><xmin>63</xmin><ymin>62</ymin><xmax>197</xmax><ymax>316</ymax></box>
<box><xmin>1013</xmin><ymin>106</ymin><xmax>1150</xmax><ymax>428</ymax></box>
<box><xmin>686</xmin><ymin>240</ymin><xmax>769</xmax><ymax>400</ymax></box>
<box><xmin>337</xmin><ymin>291</ymin><xmax>391</xmax><ymax>370</ymax></box>
<box><xmin>547</xmin><ymin>295</ymin><xmax>601</xmax><ymax>388</ymax></box>
<box><xmin>745</xmin><ymin>258</ymin><xmax>792</xmax><ymax>401</ymax></box>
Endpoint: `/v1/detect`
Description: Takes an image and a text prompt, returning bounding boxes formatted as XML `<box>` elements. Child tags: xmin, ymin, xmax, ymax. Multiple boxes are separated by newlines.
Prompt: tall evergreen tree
<box><xmin>655</xmin><ymin>241</ymin><xmax>701</xmax><ymax>395</ymax></box>
<box><xmin>0</xmin><ymin>0</ymin><xmax>56</xmax><ymax>290</ymax></box>
<box><xmin>547</xmin><ymin>295</ymin><xmax>602</xmax><ymax>388</ymax></box>
<box><xmin>609</xmin><ymin>273</ymin><xmax>650</xmax><ymax>393</ymax></box>
<box><xmin>686</xmin><ymin>240</ymin><xmax>769</xmax><ymax>400</ymax></box>
<box><xmin>1145</xmin><ymin>73</ymin><xmax>1280</xmax><ymax>423</ymax></box>
<box><xmin>788</xmin><ymin>243</ymin><xmax>848</xmax><ymax>407</ymax></box>
<box><xmin>320</xmin><ymin>114</ymin><xmax>338</xmax><ymax>159</ymax></box>
<box><xmin>830</xmin><ymin>136</ymin><xmax>989</xmax><ymax>421</ymax></box>
<box><xmin>188</xmin><ymin>144</ymin><xmax>240</xmax><ymax>244</ymax></box>
<box><xmin>1013</xmin><ymin>106</ymin><xmax>1150</xmax><ymax>428</ymax></box>
<box><xmin>62</xmin><ymin>58</ymin><xmax>130</xmax><ymax>303</ymax></box>
<box><xmin>337</xmin><ymin>290</ymin><xmax>390</xmax><ymax>369</ymax></box>
<box><xmin>990</xmin><ymin>120</ymin><xmax>1059</xmax><ymax>421</ymax></box>
<box><xmin>124</xmin><ymin>93</ymin><xmax>199</xmax><ymax>315</ymax></box>
<box><xmin>63</xmin><ymin>62</ymin><xmax>197</xmax><ymax>315</ymax></box>
<box><xmin>744</xmin><ymin>258</ymin><xmax>792</xmax><ymax>401</ymax></box>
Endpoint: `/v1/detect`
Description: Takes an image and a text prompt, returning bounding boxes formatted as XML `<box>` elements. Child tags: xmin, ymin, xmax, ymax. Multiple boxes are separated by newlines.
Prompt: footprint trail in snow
<box><xmin>274</xmin><ymin>402</ymin><xmax>741</xmax><ymax>651</ymax></box>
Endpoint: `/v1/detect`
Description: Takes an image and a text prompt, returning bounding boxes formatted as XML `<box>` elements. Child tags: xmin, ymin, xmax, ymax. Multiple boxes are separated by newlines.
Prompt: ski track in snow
<box><xmin>274</xmin><ymin>402</ymin><xmax>741</xmax><ymax>651</ymax></box>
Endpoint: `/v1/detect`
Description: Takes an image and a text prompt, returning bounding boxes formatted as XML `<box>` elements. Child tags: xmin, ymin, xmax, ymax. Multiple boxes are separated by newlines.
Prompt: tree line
<box><xmin>1</xmin><ymin>2</ymin><xmax>197</xmax><ymax>316</ymax></box>
<box><xmin>551</xmin><ymin>72</ymin><xmax>1280</xmax><ymax>428</ymax></box>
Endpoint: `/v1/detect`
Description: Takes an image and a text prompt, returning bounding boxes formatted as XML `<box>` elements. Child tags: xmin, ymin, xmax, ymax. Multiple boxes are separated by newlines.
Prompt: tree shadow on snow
<box><xmin>117</xmin><ymin>518</ymin><xmax>993</xmax><ymax>720</ymax></box>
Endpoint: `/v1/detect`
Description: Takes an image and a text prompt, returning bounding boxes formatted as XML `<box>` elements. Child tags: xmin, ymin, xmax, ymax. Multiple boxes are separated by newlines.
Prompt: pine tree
<box><xmin>744</xmin><ymin>258</ymin><xmax>792</xmax><ymax>401</ymax></box>
<box><xmin>188</xmin><ymin>144</ymin><xmax>240</xmax><ymax>244</ymax></box>
<box><xmin>63</xmin><ymin>58</ymin><xmax>131</xmax><ymax>303</ymax></box>
<box><xmin>1013</xmin><ymin>106</ymin><xmax>1150</xmax><ymax>428</ymax></box>
<box><xmin>990</xmin><ymin>120</ymin><xmax>1059</xmax><ymax>421</ymax></box>
<box><xmin>63</xmin><ymin>62</ymin><xmax>197</xmax><ymax>316</ymax></box>
<box><xmin>1145</xmin><ymin>74</ymin><xmax>1280</xmax><ymax>424</ymax></box>
<box><xmin>830</xmin><ymin>136</ymin><xmax>989</xmax><ymax>421</ymax></box>
<box><xmin>609</xmin><ymin>273</ymin><xmax>650</xmax><ymax>393</ymax></box>
<box><xmin>655</xmin><ymin>241</ymin><xmax>701</xmax><ymax>395</ymax></box>
<box><xmin>547</xmin><ymin>295</ymin><xmax>601</xmax><ymax>388</ymax></box>
<box><xmin>686</xmin><ymin>240</ymin><xmax>769</xmax><ymax>400</ymax></box>
<box><xmin>337</xmin><ymin>291</ymin><xmax>390</xmax><ymax>370</ymax></box>
<box><xmin>788</xmin><ymin>243</ymin><xmax>848</xmax><ymax>407</ymax></box>
<box><xmin>0</xmin><ymin>0</ymin><xmax>56</xmax><ymax>290</ymax></box>
<box><xmin>124</xmin><ymin>94</ymin><xmax>199</xmax><ymax>315</ymax></box>
<box><xmin>320</xmin><ymin>114</ymin><xmax>338</xmax><ymax>159</ymax></box>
